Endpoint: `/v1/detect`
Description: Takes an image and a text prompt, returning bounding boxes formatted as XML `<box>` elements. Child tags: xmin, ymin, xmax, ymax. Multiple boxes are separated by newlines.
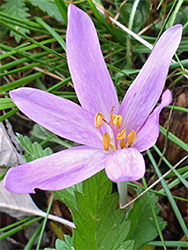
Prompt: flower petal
<box><xmin>105</xmin><ymin>147</ymin><xmax>145</xmax><ymax>182</ymax></box>
<box><xmin>134</xmin><ymin>89</ymin><xmax>172</xmax><ymax>152</ymax></box>
<box><xmin>10</xmin><ymin>87</ymin><xmax>103</xmax><ymax>149</ymax></box>
<box><xmin>4</xmin><ymin>146</ymin><xmax>107</xmax><ymax>193</ymax></box>
<box><xmin>66</xmin><ymin>4</ymin><xmax>119</xmax><ymax>118</ymax></box>
<box><xmin>119</xmin><ymin>25</ymin><xmax>182</xmax><ymax>134</ymax></box>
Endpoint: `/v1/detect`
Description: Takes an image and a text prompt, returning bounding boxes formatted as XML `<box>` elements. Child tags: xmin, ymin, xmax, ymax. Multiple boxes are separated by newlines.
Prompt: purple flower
<box><xmin>4</xmin><ymin>4</ymin><xmax>182</xmax><ymax>193</ymax></box>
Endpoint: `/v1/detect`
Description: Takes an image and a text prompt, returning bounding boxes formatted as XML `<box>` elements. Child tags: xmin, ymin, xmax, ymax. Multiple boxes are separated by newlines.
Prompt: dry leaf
<box><xmin>0</xmin><ymin>122</ymin><xmax>75</xmax><ymax>228</ymax></box>
<box><xmin>0</xmin><ymin>121</ymin><xmax>24</xmax><ymax>168</ymax></box>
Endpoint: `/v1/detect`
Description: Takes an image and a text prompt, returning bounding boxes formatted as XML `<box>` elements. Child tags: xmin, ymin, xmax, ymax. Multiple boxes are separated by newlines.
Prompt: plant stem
<box><xmin>117</xmin><ymin>181</ymin><xmax>128</xmax><ymax>207</ymax></box>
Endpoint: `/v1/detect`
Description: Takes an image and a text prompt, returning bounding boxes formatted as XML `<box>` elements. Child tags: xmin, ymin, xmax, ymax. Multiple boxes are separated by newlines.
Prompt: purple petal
<box><xmin>10</xmin><ymin>87</ymin><xmax>103</xmax><ymax>149</ymax></box>
<box><xmin>4</xmin><ymin>146</ymin><xmax>107</xmax><ymax>193</ymax></box>
<box><xmin>134</xmin><ymin>89</ymin><xmax>172</xmax><ymax>152</ymax></box>
<box><xmin>66</xmin><ymin>4</ymin><xmax>119</xmax><ymax>118</ymax></box>
<box><xmin>119</xmin><ymin>25</ymin><xmax>182</xmax><ymax>134</ymax></box>
<box><xmin>105</xmin><ymin>147</ymin><xmax>145</xmax><ymax>182</ymax></box>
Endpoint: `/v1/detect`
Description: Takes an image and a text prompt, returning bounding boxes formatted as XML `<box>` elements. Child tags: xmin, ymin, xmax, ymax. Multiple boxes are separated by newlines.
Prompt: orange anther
<box><xmin>127</xmin><ymin>130</ymin><xmax>136</xmax><ymax>146</ymax></box>
<box><xmin>95</xmin><ymin>112</ymin><xmax>103</xmax><ymax>128</ymax></box>
<box><xmin>120</xmin><ymin>139</ymin><xmax>126</xmax><ymax>149</ymax></box>
<box><xmin>103</xmin><ymin>133</ymin><xmax>110</xmax><ymax>151</ymax></box>
<box><xmin>112</xmin><ymin>114</ymin><xmax>122</xmax><ymax>127</ymax></box>
<box><xmin>117</xmin><ymin>129</ymin><xmax>126</xmax><ymax>140</ymax></box>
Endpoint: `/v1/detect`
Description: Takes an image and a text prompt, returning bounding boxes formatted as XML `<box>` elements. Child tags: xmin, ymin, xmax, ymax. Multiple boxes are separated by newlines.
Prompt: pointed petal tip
<box><xmin>4</xmin><ymin>171</ymin><xmax>36</xmax><ymax>194</ymax></box>
<box><xmin>10</xmin><ymin>86</ymin><xmax>26</xmax><ymax>94</ymax></box>
<box><xmin>170</xmin><ymin>24</ymin><xmax>183</xmax><ymax>32</ymax></box>
<box><xmin>10</xmin><ymin>87</ymin><xmax>33</xmax><ymax>103</ymax></box>
<box><xmin>163</xmin><ymin>24</ymin><xmax>183</xmax><ymax>43</ymax></box>
<box><xmin>68</xmin><ymin>3</ymin><xmax>82</xmax><ymax>18</ymax></box>
<box><xmin>9</xmin><ymin>87</ymin><xmax>21</xmax><ymax>99</ymax></box>
<box><xmin>68</xmin><ymin>3</ymin><xmax>76</xmax><ymax>10</ymax></box>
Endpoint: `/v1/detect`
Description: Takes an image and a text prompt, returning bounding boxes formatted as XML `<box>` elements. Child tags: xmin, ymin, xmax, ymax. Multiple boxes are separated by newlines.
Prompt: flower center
<box><xmin>94</xmin><ymin>107</ymin><xmax>136</xmax><ymax>151</ymax></box>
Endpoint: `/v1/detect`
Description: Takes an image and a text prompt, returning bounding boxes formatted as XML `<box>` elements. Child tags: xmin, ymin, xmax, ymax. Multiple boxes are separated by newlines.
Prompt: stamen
<box><xmin>127</xmin><ymin>130</ymin><xmax>136</xmax><ymax>146</ymax></box>
<box><xmin>120</xmin><ymin>139</ymin><xmax>126</xmax><ymax>149</ymax></box>
<box><xmin>103</xmin><ymin>133</ymin><xmax>110</xmax><ymax>151</ymax></box>
<box><xmin>117</xmin><ymin>129</ymin><xmax>126</xmax><ymax>140</ymax></box>
<box><xmin>95</xmin><ymin>112</ymin><xmax>103</xmax><ymax>128</ymax></box>
<box><xmin>112</xmin><ymin>114</ymin><xmax>122</xmax><ymax>127</ymax></box>
<box><xmin>95</xmin><ymin>107</ymin><xmax>136</xmax><ymax>151</ymax></box>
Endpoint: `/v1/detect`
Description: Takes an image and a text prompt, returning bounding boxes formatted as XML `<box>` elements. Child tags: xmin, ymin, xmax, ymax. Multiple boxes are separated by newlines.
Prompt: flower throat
<box><xmin>95</xmin><ymin>106</ymin><xmax>136</xmax><ymax>151</ymax></box>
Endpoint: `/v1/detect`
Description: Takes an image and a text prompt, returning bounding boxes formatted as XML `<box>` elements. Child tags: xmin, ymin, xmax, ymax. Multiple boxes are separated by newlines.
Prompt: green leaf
<box><xmin>56</xmin><ymin>236</ymin><xmax>74</xmax><ymax>250</ymax></box>
<box><xmin>44</xmin><ymin>236</ymin><xmax>74</xmax><ymax>250</ymax></box>
<box><xmin>126</xmin><ymin>193</ymin><xmax>167</xmax><ymax>250</ymax></box>
<box><xmin>16</xmin><ymin>133</ymin><xmax>53</xmax><ymax>162</ymax></box>
<box><xmin>54</xmin><ymin>171</ymin><xmax>131</xmax><ymax>249</ymax></box>
<box><xmin>1</xmin><ymin>0</ymin><xmax>30</xmax><ymax>43</ymax></box>
<box><xmin>53</xmin><ymin>183</ymin><xmax>83</xmax><ymax>211</ymax></box>
<box><xmin>117</xmin><ymin>240</ymin><xmax>135</xmax><ymax>250</ymax></box>
<box><xmin>73</xmin><ymin>170</ymin><xmax>130</xmax><ymax>250</ymax></box>
<box><xmin>30</xmin><ymin>124</ymin><xmax>72</xmax><ymax>149</ymax></box>
<box><xmin>29</xmin><ymin>0</ymin><xmax>63</xmax><ymax>22</ymax></box>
